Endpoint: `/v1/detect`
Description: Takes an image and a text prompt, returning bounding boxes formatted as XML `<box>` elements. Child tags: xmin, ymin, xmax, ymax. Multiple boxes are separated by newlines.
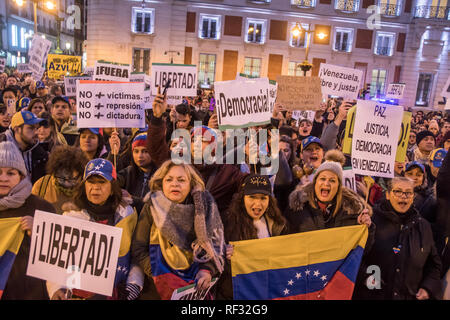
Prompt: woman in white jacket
<box><xmin>47</xmin><ymin>158</ymin><xmax>144</xmax><ymax>300</ymax></box>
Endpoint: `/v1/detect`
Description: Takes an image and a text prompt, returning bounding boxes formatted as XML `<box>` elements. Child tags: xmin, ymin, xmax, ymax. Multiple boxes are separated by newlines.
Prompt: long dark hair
<box><xmin>74</xmin><ymin>129</ymin><xmax>106</xmax><ymax>159</ymax></box>
<box><xmin>224</xmin><ymin>189</ymin><xmax>287</xmax><ymax>242</ymax></box>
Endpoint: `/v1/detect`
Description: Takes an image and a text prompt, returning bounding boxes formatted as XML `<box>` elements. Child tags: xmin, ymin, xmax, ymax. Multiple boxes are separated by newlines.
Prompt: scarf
<box><xmin>79</xmin><ymin>196</ymin><xmax>116</xmax><ymax>224</ymax></box>
<box><xmin>54</xmin><ymin>180</ymin><xmax>77</xmax><ymax>197</ymax></box>
<box><xmin>150</xmin><ymin>190</ymin><xmax>225</xmax><ymax>273</ymax></box>
<box><xmin>0</xmin><ymin>177</ymin><xmax>32</xmax><ymax>211</ymax></box>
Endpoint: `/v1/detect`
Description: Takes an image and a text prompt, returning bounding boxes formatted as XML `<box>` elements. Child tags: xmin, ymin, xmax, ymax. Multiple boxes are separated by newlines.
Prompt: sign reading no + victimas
<box><xmin>76</xmin><ymin>80</ymin><xmax>145</xmax><ymax>128</ymax></box>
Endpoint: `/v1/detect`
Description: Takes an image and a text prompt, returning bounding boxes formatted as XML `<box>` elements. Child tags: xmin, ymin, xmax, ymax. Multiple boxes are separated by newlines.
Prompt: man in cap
<box><xmin>50</xmin><ymin>96</ymin><xmax>78</xmax><ymax>145</ymax></box>
<box><xmin>0</xmin><ymin>110</ymin><xmax>48</xmax><ymax>183</ymax></box>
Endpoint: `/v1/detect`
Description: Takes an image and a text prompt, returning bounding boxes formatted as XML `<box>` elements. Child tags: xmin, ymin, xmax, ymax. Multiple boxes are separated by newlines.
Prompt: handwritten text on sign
<box><xmin>351</xmin><ymin>100</ymin><xmax>403</xmax><ymax>178</ymax></box>
<box><xmin>76</xmin><ymin>80</ymin><xmax>145</xmax><ymax>128</ymax></box>
<box><xmin>26</xmin><ymin>210</ymin><xmax>122</xmax><ymax>297</ymax></box>
<box><xmin>318</xmin><ymin>63</ymin><xmax>362</xmax><ymax>100</ymax></box>
<box><xmin>276</xmin><ymin>76</ymin><xmax>322</xmax><ymax>111</ymax></box>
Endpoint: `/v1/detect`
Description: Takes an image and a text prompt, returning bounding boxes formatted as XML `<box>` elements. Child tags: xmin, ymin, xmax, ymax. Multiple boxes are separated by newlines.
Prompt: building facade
<box><xmin>86</xmin><ymin>0</ymin><xmax>449</xmax><ymax>109</ymax></box>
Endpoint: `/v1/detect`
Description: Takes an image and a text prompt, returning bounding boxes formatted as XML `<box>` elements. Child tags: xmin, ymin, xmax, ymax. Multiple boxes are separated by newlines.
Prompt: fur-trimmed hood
<box><xmin>288</xmin><ymin>182</ymin><xmax>373</xmax><ymax>217</ymax></box>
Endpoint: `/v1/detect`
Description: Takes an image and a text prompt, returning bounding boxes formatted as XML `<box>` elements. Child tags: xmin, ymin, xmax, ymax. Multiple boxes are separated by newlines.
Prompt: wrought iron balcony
<box><xmin>292</xmin><ymin>0</ymin><xmax>316</xmax><ymax>8</ymax></box>
<box><xmin>379</xmin><ymin>3</ymin><xmax>401</xmax><ymax>16</ymax></box>
<box><xmin>335</xmin><ymin>0</ymin><xmax>359</xmax><ymax>12</ymax></box>
<box><xmin>414</xmin><ymin>5</ymin><xmax>449</xmax><ymax>19</ymax></box>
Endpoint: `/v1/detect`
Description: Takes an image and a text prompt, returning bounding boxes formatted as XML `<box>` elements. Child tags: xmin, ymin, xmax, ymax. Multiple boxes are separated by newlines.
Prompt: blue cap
<box><xmin>83</xmin><ymin>159</ymin><xmax>117</xmax><ymax>182</ymax></box>
<box><xmin>405</xmin><ymin>161</ymin><xmax>425</xmax><ymax>173</ymax></box>
<box><xmin>78</xmin><ymin>128</ymin><xmax>100</xmax><ymax>135</ymax></box>
<box><xmin>36</xmin><ymin>81</ymin><xmax>45</xmax><ymax>89</ymax></box>
<box><xmin>430</xmin><ymin>148</ymin><xmax>447</xmax><ymax>168</ymax></box>
<box><xmin>11</xmin><ymin>110</ymin><xmax>44</xmax><ymax>129</ymax></box>
<box><xmin>301</xmin><ymin>136</ymin><xmax>323</xmax><ymax>152</ymax></box>
<box><xmin>18</xmin><ymin>97</ymin><xmax>31</xmax><ymax>110</ymax></box>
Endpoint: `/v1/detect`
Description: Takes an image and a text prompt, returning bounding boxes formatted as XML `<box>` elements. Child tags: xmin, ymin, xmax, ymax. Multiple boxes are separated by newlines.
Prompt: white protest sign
<box><xmin>445</xmin><ymin>98</ymin><xmax>450</xmax><ymax>110</ymax></box>
<box><xmin>17</xmin><ymin>63</ymin><xmax>30</xmax><ymax>74</ymax></box>
<box><xmin>151</xmin><ymin>63</ymin><xmax>197</xmax><ymax>104</ymax></box>
<box><xmin>441</xmin><ymin>76</ymin><xmax>450</xmax><ymax>98</ymax></box>
<box><xmin>215</xmin><ymin>77</ymin><xmax>272</xmax><ymax>130</ymax></box>
<box><xmin>236</xmin><ymin>73</ymin><xmax>278</xmax><ymax>114</ymax></box>
<box><xmin>385</xmin><ymin>83</ymin><xmax>406</xmax><ymax>99</ymax></box>
<box><xmin>27</xmin><ymin>35</ymin><xmax>52</xmax><ymax>81</ymax></box>
<box><xmin>318</xmin><ymin>63</ymin><xmax>363</xmax><ymax>100</ymax></box>
<box><xmin>351</xmin><ymin>100</ymin><xmax>403</xmax><ymax>178</ymax></box>
<box><xmin>64</xmin><ymin>75</ymin><xmax>92</xmax><ymax>97</ymax></box>
<box><xmin>77</xmin><ymin>80</ymin><xmax>145</xmax><ymax>128</ymax></box>
<box><xmin>26</xmin><ymin>210</ymin><xmax>122</xmax><ymax>297</ymax></box>
<box><xmin>94</xmin><ymin>61</ymin><xmax>131</xmax><ymax>82</ymax></box>
<box><xmin>84</xmin><ymin>67</ymin><xmax>94</xmax><ymax>77</ymax></box>
<box><xmin>292</xmin><ymin>110</ymin><xmax>315</xmax><ymax>122</ymax></box>
<box><xmin>171</xmin><ymin>278</ymin><xmax>218</xmax><ymax>300</ymax></box>
<box><xmin>0</xmin><ymin>58</ymin><xmax>5</xmax><ymax>73</ymax></box>
<box><xmin>343</xmin><ymin>167</ymin><xmax>357</xmax><ymax>192</ymax></box>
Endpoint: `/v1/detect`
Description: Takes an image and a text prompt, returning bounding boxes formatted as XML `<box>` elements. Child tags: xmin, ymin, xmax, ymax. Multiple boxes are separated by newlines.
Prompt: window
<box><xmin>198</xmin><ymin>54</ymin><xmax>216</xmax><ymax>88</ymax></box>
<box><xmin>245</xmin><ymin>19</ymin><xmax>267</xmax><ymax>44</ymax></box>
<box><xmin>11</xmin><ymin>25</ymin><xmax>18</xmax><ymax>47</ymax></box>
<box><xmin>290</xmin><ymin>23</ymin><xmax>308</xmax><ymax>48</ymax></box>
<box><xmin>334</xmin><ymin>28</ymin><xmax>353</xmax><ymax>52</ymax></box>
<box><xmin>415</xmin><ymin>0</ymin><xmax>449</xmax><ymax>19</ymax></box>
<box><xmin>132</xmin><ymin>48</ymin><xmax>151</xmax><ymax>74</ymax></box>
<box><xmin>248</xmin><ymin>0</ymin><xmax>271</xmax><ymax>3</ymax></box>
<box><xmin>11</xmin><ymin>55</ymin><xmax>17</xmax><ymax>67</ymax></box>
<box><xmin>415</xmin><ymin>73</ymin><xmax>434</xmax><ymax>106</ymax></box>
<box><xmin>374</xmin><ymin>32</ymin><xmax>395</xmax><ymax>56</ymax></box>
<box><xmin>20</xmin><ymin>28</ymin><xmax>27</xmax><ymax>48</ymax></box>
<box><xmin>370</xmin><ymin>69</ymin><xmax>387</xmax><ymax>98</ymax></box>
<box><xmin>379</xmin><ymin>0</ymin><xmax>402</xmax><ymax>16</ymax></box>
<box><xmin>335</xmin><ymin>0</ymin><xmax>360</xmax><ymax>12</ymax></box>
<box><xmin>132</xmin><ymin>7</ymin><xmax>155</xmax><ymax>34</ymax></box>
<box><xmin>199</xmin><ymin>14</ymin><xmax>221</xmax><ymax>40</ymax></box>
<box><xmin>291</xmin><ymin>0</ymin><xmax>316</xmax><ymax>7</ymax></box>
<box><xmin>244</xmin><ymin>57</ymin><xmax>262</xmax><ymax>77</ymax></box>
<box><xmin>288</xmin><ymin>62</ymin><xmax>304</xmax><ymax>76</ymax></box>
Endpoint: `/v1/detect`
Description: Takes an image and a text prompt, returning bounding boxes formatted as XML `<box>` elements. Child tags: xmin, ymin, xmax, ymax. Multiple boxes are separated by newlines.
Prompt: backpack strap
<box><xmin>38</xmin><ymin>175</ymin><xmax>52</xmax><ymax>199</ymax></box>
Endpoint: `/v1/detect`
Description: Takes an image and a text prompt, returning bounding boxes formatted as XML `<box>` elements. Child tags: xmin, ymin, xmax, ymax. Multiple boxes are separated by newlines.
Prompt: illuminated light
<box><xmin>15</xmin><ymin>0</ymin><xmax>25</xmax><ymax>6</ymax></box>
<box><xmin>66</xmin><ymin>42</ymin><xmax>71</xmax><ymax>50</ymax></box>
<box><xmin>292</xmin><ymin>28</ymin><xmax>301</xmax><ymax>37</ymax></box>
<box><xmin>41</xmin><ymin>35</ymin><xmax>46</xmax><ymax>39</ymax></box>
<box><xmin>46</xmin><ymin>1</ymin><xmax>55</xmax><ymax>10</ymax></box>
<box><xmin>255</xmin><ymin>29</ymin><xmax>259</xmax><ymax>33</ymax></box>
<box><xmin>317</xmin><ymin>32</ymin><xmax>327</xmax><ymax>40</ymax></box>
<box><xmin>248</xmin><ymin>27</ymin><xmax>254</xmax><ymax>33</ymax></box>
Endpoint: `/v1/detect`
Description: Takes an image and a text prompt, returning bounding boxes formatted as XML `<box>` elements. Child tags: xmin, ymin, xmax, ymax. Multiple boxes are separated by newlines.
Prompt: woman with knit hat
<box><xmin>131</xmin><ymin>159</ymin><xmax>226</xmax><ymax>300</ymax></box>
<box><xmin>48</xmin><ymin>158</ymin><xmax>143</xmax><ymax>300</ymax></box>
<box><xmin>285</xmin><ymin>149</ymin><xmax>373</xmax><ymax>235</ymax></box>
<box><xmin>0</xmin><ymin>141</ymin><xmax>56</xmax><ymax>299</ymax></box>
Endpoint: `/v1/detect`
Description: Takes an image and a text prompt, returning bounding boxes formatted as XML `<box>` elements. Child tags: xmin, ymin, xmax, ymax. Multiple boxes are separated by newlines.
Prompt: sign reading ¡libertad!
<box><xmin>26</xmin><ymin>210</ymin><xmax>122</xmax><ymax>297</ymax></box>
<box><xmin>318</xmin><ymin>63</ymin><xmax>362</xmax><ymax>100</ymax></box>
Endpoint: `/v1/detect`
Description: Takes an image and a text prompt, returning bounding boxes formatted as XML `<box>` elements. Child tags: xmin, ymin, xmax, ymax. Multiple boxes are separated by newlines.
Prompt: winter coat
<box><xmin>0</xmin><ymin>129</ymin><xmax>48</xmax><ymax>184</ymax></box>
<box><xmin>1</xmin><ymin>195</ymin><xmax>56</xmax><ymax>300</ymax></box>
<box><xmin>436</xmin><ymin>150</ymin><xmax>450</xmax><ymax>276</ymax></box>
<box><xmin>31</xmin><ymin>175</ymin><xmax>74</xmax><ymax>214</ymax></box>
<box><xmin>353</xmin><ymin>200</ymin><xmax>442</xmax><ymax>300</ymax></box>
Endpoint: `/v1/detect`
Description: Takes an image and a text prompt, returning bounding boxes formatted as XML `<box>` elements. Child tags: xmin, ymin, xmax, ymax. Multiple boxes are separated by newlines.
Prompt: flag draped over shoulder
<box><xmin>0</xmin><ymin>218</ymin><xmax>25</xmax><ymax>299</ymax></box>
<box><xmin>231</xmin><ymin>225</ymin><xmax>368</xmax><ymax>300</ymax></box>
<box><xmin>114</xmin><ymin>209</ymin><xmax>138</xmax><ymax>286</ymax></box>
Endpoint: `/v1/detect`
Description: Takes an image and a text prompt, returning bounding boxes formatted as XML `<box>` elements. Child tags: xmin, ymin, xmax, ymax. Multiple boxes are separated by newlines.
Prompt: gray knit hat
<box><xmin>314</xmin><ymin>161</ymin><xmax>343</xmax><ymax>184</ymax></box>
<box><xmin>0</xmin><ymin>142</ymin><xmax>27</xmax><ymax>176</ymax></box>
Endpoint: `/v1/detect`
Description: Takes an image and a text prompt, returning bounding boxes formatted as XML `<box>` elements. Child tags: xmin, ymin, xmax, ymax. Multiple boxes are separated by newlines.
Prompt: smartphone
<box><xmin>162</xmin><ymin>79</ymin><xmax>171</xmax><ymax>96</ymax></box>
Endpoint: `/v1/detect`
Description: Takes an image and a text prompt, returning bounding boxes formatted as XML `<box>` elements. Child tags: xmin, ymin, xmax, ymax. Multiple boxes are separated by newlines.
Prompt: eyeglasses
<box><xmin>392</xmin><ymin>190</ymin><xmax>414</xmax><ymax>198</ymax></box>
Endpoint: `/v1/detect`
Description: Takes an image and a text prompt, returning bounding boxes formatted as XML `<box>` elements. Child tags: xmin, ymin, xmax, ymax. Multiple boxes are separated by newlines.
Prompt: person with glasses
<box><xmin>32</xmin><ymin>145</ymin><xmax>88</xmax><ymax>214</ymax></box>
<box><xmin>353</xmin><ymin>177</ymin><xmax>442</xmax><ymax>300</ymax></box>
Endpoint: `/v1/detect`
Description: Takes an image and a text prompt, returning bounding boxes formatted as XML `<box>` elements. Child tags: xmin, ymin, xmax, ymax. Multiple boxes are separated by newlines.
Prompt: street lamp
<box><xmin>291</xmin><ymin>23</ymin><xmax>328</xmax><ymax>76</ymax></box>
<box><xmin>13</xmin><ymin>0</ymin><xmax>56</xmax><ymax>34</ymax></box>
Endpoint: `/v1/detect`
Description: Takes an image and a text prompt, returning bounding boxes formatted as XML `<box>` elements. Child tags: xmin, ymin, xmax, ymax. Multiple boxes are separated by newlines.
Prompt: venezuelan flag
<box><xmin>149</xmin><ymin>224</ymin><xmax>200</xmax><ymax>300</ymax></box>
<box><xmin>0</xmin><ymin>218</ymin><xmax>25</xmax><ymax>299</ymax></box>
<box><xmin>231</xmin><ymin>225</ymin><xmax>368</xmax><ymax>300</ymax></box>
<box><xmin>115</xmin><ymin>209</ymin><xmax>138</xmax><ymax>286</ymax></box>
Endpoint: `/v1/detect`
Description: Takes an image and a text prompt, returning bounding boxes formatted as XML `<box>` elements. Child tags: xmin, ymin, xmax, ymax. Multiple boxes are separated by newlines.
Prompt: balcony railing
<box><xmin>414</xmin><ymin>5</ymin><xmax>449</xmax><ymax>19</ymax></box>
<box><xmin>375</xmin><ymin>46</ymin><xmax>392</xmax><ymax>56</ymax></box>
<box><xmin>292</xmin><ymin>0</ymin><xmax>316</xmax><ymax>8</ymax></box>
<box><xmin>379</xmin><ymin>3</ymin><xmax>401</xmax><ymax>16</ymax></box>
<box><xmin>335</xmin><ymin>0</ymin><xmax>359</xmax><ymax>12</ymax></box>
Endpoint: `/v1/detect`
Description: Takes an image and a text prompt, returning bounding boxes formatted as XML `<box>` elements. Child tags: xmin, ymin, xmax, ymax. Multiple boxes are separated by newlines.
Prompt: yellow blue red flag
<box><xmin>231</xmin><ymin>225</ymin><xmax>368</xmax><ymax>300</ymax></box>
<box><xmin>0</xmin><ymin>218</ymin><xmax>25</xmax><ymax>299</ymax></box>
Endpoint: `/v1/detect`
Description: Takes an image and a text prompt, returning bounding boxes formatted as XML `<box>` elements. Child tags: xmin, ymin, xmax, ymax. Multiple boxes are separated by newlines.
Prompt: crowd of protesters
<box><xmin>0</xmin><ymin>69</ymin><xmax>449</xmax><ymax>301</ymax></box>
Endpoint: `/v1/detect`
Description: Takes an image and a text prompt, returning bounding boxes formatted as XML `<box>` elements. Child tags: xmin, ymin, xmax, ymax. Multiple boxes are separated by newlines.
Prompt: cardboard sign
<box><xmin>17</xmin><ymin>63</ymin><xmax>30</xmax><ymax>74</ymax></box>
<box><xmin>171</xmin><ymin>278</ymin><xmax>218</xmax><ymax>300</ymax></box>
<box><xmin>64</xmin><ymin>75</ymin><xmax>92</xmax><ymax>97</ymax></box>
<box><xmin>351</xmin><ymin>100</ymin><xmax>403</xmax><ymax>178</ymax></box>
<box><xmin>27</xmin><ymin>35</ymin><xmax>52</xmax><ymax>81</ymax></box>
<box><xmin>275</xmin><ymin>76</ymin><xmax>322</xmax><ymax>111</ymax></box>
<box><xmin>26</xmin><ymin>210</ymin><xmax>122</xmax><ymax>297</ymax></box>
<box><xmin>385</xmin><ymin>83</ymin><xmax>406</xmax><ymax>99</ymax></box>
<box><xmin>76</xmin><ymin>80</ymin><xmax>145</xmax><ymax>128</ymax></box>
<box><xmin>442</xmin><ymin>76</ymin><xmax>450</xmax><ymax>98</ymax></box>
<box><xmin>151</xmin><ymin>63</ymin><xmax>197</xmax><ymax>103</ymax></box>
<box><xmin>47</xmin><ymin>54</ymin><xmax>82</xmax><ymax>79</ymax></box>
<box><xmin>318</xmin><ymin>63</ymin><xmax>363</xmax><ymax>100</ymax></box>
<box><xmin>214</xmin><ymin>77</ymin><xmax>272</xmax><ymax>130</ymax></box>
<box><xmin>94</xmin><ymin>61</ymin><xmax>131</xmax><ymax>82</ymax></box>
<box><xmin>0</xmin><ymin>58</ymin><xmax>5</xmax><ymax>73</ymax></box>
<box><xmin>343</xmin><ymin>167</ymin><xmax>357</xmax><ymax>192</ymax></box>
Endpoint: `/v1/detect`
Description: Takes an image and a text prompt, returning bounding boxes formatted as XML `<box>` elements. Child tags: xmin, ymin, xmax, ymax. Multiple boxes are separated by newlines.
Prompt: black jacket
<box><xmin>353</xmin><ymin>200</ymin><xmax>442</xmax><ymax>300</ymax></box>
<box><xmin>436</xmin><ymin>150</ymin><xmax>450</xmax><ymax>275</ymax></box>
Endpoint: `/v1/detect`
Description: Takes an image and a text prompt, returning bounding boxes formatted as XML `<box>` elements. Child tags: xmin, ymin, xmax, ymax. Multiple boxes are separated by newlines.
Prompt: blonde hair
<box><xmin>310</xmin><ymin>170</ymin><xmax>343</xmax><ymax>218</ymax></box>
<box><xmin>149</xmin><ymin>160</ymin><xmax>205</xmax><ymax>192</ymax></box>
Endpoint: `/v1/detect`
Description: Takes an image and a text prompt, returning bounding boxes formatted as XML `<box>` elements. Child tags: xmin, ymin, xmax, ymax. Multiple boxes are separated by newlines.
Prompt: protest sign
<box><xmin>76</xmin><ymin>80</ymin><xmax>145</xmax><ymax>128</ymax></box>
<box><xmin>26</xmin><ymin>210</ymin><xmax>122</xmax><ymax>297</ymax></box>
<box><xmin>446</xmin><ymin>99</ymin><xmax>450</xmax><ymax>110</ymax></box>
<box><xmin>442</xmin><ymin>76</ymin><xmax>450</xmax><ymax>98</ymax></box>
<box><xmin>214</xmin><ymin>77</ymin><xmax>272</xmax><ymax>130</ymax></box>
<box><xmin>47</xmin><ymin>54</ymin><xmax>82</xmax><ymax>79</ymax></box>
<box><xmin>292</xmin><ymin>110</ymin><xmax>315</xmax><ymax>124</ymax></box>
<box><xmin>17</xmin><ymin>63</ymin><xmax>30</xmax><ymax>74</ymax></box>
<box><xmin>27</xmin><ymin>35</ymin><xmax>52</xmax><ymax>81</ymax></box>
<box><xmin>318</xmin><ymin>63</ymin><xmax>362</xmax><ymax>100</ymax></box>
<box><xmin>171</xmin><ymin>278</ymin><xmax>218</xmax><ymax>300</ymax></box>
<box><xmin>94</xmin><ymin>60</ymin><xmax>131</xmax><ymax>82</ymax></box>
<box><xmin>385</xmin><ymin>83</ymin><xmax>406</xmax><ymax>100</ymax></box>
<box><xmin>237</xmin><ymin>74</ymin><xmax>277</xmax><ymax>114</ymax></box>
<box><xmin>343</xmin><ymin>167</ymin><xmax>357</xmax><ymax>192</ymax></box>
<box><xmin>351</xmin><ymin>100</ymin><xmax>403</xmax><ymax>178</ymax></box>
<box><xmin>6</xmin><ymin>99</ymin><xmax>16</xmax><ymax>117</ymax></box>
<box><xmin>275</xmin><ymin>76</ymin><xmax>322</xmax><ymax>111</ymax></box>
<box><xmin>151</xmin><ymin>63</ymin><xmax>197</xmax><ymax>104</ymax></box>
<box><xmin>64</xmin><ymin>75</ymin><xmax>92</xmax><ymax>97</ymax></box>
<box><xmin>0</xmin><ymin>58</ymin><xmax>5</xmax><ymax>73</ymax></box>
